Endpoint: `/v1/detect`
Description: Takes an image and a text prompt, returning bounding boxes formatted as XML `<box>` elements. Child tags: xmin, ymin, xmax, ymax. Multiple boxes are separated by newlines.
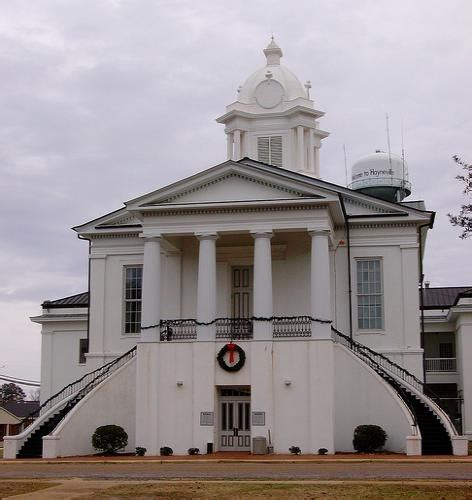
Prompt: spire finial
<box><xmin>264</xmin><ymin>36</ymin><xmax>283</xmax><ymax>66</ymax></box>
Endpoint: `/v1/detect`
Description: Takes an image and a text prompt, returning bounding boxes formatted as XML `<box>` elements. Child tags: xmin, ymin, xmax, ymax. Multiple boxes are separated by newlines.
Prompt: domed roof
<box><xmin>352</xmin><ymin>150</ymin><xmax>405</xmax><ymax>173</ymax></box>
<box><xmin>237</xmin><ymin>38</ymin><xmax>307</xmax><ymax>105</ymax></box>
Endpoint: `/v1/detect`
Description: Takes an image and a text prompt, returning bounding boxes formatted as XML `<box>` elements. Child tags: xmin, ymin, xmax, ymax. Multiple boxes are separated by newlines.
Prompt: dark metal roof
<box><xmin>422</xmin><ymin>287</ymin><xmax>472</xmax><ymax>310</ymax></box>
<box><xmin>42</xmin><ymin>292</ymin><xmax>89</xmax><ymax>309</ymax></box>
<box><xmin>1</xmin><ymin>401</ymin><xmax>40</xmax><ymax>418</ymax></box>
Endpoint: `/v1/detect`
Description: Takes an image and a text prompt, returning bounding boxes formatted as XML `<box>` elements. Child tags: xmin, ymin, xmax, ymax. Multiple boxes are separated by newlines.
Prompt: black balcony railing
<box><xmin>160</xmin><ymin>320</ymin><xmax>197</xmax><ymax>341</ymax></box>
<box><xmin>273</xmin><ymin>316</ymin><xmax>312</xmax><ymax>338</ymax></box>
<box><xmin>216</xmin><ymin>318</ymin><xmax>253</xmax><ymax>340</ymax></box>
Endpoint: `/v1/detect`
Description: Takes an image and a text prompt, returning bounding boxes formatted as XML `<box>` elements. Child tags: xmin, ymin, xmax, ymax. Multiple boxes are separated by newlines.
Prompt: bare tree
<box><xmin>29</xmin><ymin>388</ymin><xmax>40</xmax><ymax>401</ymax></box>
<box><xmin>448</xmin><ymin>155</ymin><xmax>472</xmax><ymax>239</ymax></box>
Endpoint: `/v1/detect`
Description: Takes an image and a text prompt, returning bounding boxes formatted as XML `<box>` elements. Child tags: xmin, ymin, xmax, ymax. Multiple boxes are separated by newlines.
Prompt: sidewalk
<box><xmin>1</xmin><ymin>451</ymin><xmax>472</xmax><ymax>464</ymax></box>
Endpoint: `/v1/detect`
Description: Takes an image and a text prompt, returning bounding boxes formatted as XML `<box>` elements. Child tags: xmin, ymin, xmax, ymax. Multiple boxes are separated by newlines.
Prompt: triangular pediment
<box><xmin>126</xmin><ymin>161</ymin><xmax>334</xmax><ymax>208</ymax></box>
<box><xmin>154</xmin><ymin>171</ymin><xmax>317</xmax><ymax>204</ymax></box>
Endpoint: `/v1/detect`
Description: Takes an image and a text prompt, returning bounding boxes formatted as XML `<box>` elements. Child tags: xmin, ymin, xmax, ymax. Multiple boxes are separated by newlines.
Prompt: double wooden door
<box><xmin>219</xmin><ymin>397</ymin><xmax>251</xmax><ymax>451</ymax></box>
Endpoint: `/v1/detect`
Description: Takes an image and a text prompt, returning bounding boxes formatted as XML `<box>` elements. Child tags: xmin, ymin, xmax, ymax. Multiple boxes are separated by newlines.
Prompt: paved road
<box><xmin>1</xmin><ymin>462</ymin><xmax>472</xmax><ymax>480</ymax></box>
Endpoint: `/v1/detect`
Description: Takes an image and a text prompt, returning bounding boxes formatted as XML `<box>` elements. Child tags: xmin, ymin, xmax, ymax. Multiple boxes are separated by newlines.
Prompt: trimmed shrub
<box><xmin>160</xmin><ymin>446</ymin><xmax>173</xmax><ymax>456</ymax></box>
<box><xmin>92</xmin><ymin>425</ymin><xmax>128</xmax><ymax>455</ymax></box>
<box><xmin>318</xmin><ymin>448</ymin><xmax>328</xmax><ymax>455</ymax></box>
<box><xmin>188</xmin><ymin>447</ymin><xmax>200</xmax><ymax>455</ymax></box>
<box><xmin>289</xmin><ymin>446</ymin><xmax>301</xmax><ymax>455</ymax></box>
<box><xmin>135</xmin><ymin>447</ymin><xmax>147</xmax><ymax>456</ymax></box>
<box><xmin>353</xmin><ymin>425</ymin><xmax>387</xmax><ymax>453</ymax></box>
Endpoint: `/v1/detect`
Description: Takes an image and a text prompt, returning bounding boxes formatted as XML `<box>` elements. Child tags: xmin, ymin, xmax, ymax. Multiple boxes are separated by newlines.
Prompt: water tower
<box><xmin>349</xmin><ymin>150</ymin><xmax>411</xmax><ymax>202</ymax></box>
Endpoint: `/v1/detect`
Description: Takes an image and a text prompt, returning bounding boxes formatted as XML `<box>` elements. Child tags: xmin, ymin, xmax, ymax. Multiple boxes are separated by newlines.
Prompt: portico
<box><xmin>139</xmin><ymin>224</ymin><xmax>333</xmax><ymax>343</ymax></box>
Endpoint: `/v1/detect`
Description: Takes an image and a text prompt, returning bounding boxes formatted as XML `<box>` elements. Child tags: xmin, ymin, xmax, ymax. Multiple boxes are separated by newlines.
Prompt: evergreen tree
<box><xmin>0</xmin><ymin>383</ymin><xmax>26</xmax><ymax>404</ymax></box>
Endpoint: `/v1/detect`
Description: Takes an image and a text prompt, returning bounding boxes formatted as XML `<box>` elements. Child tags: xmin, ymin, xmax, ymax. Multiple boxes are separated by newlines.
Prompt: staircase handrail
<box><xmin>331</xmin><ymin>327</ymin><xmax>426</xmax><ymax>391</ymax></box>
<box><xmin>331</xmin><ymin>328</ymin><xmax>420</xmax><ymax>427</ymax></box>
<box><xmin>25</xmin><ymin>346</ymin><xmax>137</xmax><ymax>422</ymax></box>
<box><xmin>331</xmin><ymin>327</ymin><xmax>458</xmax><ymax>433</ymax></box>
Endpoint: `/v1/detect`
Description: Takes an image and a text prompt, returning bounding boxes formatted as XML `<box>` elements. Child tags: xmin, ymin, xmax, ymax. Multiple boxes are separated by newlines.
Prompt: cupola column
<box><xmin>308</xmin><ymin>129</ymin><xmax>315</xmax><ymax>174</ymax></box>
<box><xmin>196</xmin><ymin>233</ymin><xmax>218</xmax><ymax>340</ymax></box>
<box><xmin>233</xmin><ymin>129</ymin><xmax>242</xmax><ymax>160</ymax></box>
<box><xmin>309</xmin><ymin>230</ymin><xmax>332</xmax><ymax>339</ymax></box>
<box><xmin>141</xmin><ymin>236</ymin><xmax>162</xmax><ymax>342</ymax></box>
<box><xmin>252</xmin><ymin>231</ymin><xmax>273</xmax><ymax>340</ymax></box>
<box><xmin>226</xmin><ymin>132</ymin><xmax>233</xmax><ymax>160</ymax></box>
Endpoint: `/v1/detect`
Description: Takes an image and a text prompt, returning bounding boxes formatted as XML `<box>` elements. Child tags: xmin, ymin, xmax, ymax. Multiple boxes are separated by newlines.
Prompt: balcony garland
<box><xmin>140</xmin><ymin>315</ymin><xmax>332</xmax><ymax>330</ymax></box>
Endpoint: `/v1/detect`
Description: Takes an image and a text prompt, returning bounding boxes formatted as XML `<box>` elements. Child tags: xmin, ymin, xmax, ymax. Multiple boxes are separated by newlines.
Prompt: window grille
<box><xmin>257</xmin><ymin>136</ymin><xmax>282</xmax><ymax>167</ymax></box>
<box><xmin>124</xmin><ymin>266</ymin><xmax>142</xmax><ymax>334</ymax></box>
<box><xmin>356</xmin><ymin>259</ymin><xmax>383</xmax><ymax>330</ymax></box>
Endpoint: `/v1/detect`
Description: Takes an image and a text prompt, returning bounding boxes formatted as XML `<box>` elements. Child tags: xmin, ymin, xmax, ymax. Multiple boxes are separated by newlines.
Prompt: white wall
<box><xmin>39</xmin><ymin>318</ymin><xmax>88</xmax><ymax>402</ymax></box>
<box><xmin>44</xmin><ymin>357</ymin><xmax>136</xmax><ymax>458</ymax></box>
<box><xmin>456</xmin><ymin>309</ymin><xmax>472</xmax><ymax>438</ymax></box>
<box><xmin>135</xmin><ymin>339</ymin><xmax>416</xmax><ymax>456</ymax></box>
<box><xmin>334</xmin><ymin>344</ymin><xmax>414</xmax><ymax>452</ymax></box>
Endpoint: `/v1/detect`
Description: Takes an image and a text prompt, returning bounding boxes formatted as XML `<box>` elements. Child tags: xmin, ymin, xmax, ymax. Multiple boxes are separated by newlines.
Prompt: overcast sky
<box><xmin>0</xmin><ymin>0</ymin><xmax>470</xmax><ymax>386</ymax></box>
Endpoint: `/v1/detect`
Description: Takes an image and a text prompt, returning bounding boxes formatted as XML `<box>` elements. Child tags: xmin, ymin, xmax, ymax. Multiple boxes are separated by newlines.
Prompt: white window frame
<box><xmin>123</xmin><ymin>265</ymin><xmax>143</xmax><ymax>335</ymax></box>
<box><xmin>355</xmin><ymin>257</ymin><xmax>384</xmax><ymax>332</ymax></box>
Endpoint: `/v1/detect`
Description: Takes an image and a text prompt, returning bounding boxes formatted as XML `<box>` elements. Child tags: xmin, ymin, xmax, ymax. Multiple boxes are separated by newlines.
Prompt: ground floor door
<box><xmin>219</xmin><ymin>388</ymin><xmax>251</xmax><ymax>451</ymax></box>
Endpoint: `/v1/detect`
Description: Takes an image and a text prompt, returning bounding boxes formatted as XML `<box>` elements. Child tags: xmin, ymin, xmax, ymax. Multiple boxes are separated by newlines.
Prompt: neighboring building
<box><xmin>0</xmin><ymin>402</ymin><xmax>39</xmax><ymax>441</ymax></box>
<box><xmin>422</xmin><ymin>286</ymin><xmax>472</xmax><ymax>433</ymax></box>
<box><xmin>5</xmin><ymin>39</ymin><xmax>470</xmax><ymax>459</ymax></box>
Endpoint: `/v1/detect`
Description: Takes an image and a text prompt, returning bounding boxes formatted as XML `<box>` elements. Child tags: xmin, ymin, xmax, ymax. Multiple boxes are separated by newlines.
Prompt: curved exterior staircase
<box><xmin>16</xmin><ymin>346</ymin><xmax>137</xmax><ymax>458</ymax></box>
<box><xmin>332</xmin><ymin>327</ymin><xmax>456</xmax><ymax>455</ymax></box>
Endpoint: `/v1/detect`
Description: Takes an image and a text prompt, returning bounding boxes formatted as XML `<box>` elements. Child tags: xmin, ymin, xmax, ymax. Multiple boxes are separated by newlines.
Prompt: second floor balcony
<box><xmin>424</xmin><ymin>357</ymin><xmax>457</xmax><ymax>372</ymax></box>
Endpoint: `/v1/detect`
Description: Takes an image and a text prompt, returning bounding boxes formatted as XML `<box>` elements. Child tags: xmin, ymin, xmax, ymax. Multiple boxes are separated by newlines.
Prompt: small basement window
<box><xmin>79</xmin><ymin>338</ymin><xmax>89</xmax><ymax>364</ymax></box>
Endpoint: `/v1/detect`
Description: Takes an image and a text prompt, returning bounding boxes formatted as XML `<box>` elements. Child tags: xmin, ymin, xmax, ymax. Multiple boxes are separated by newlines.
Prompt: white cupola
<box><xmin>216</xmin><ymin>38</ymin><xmax>329</xmax><ymax>177</ymax></box>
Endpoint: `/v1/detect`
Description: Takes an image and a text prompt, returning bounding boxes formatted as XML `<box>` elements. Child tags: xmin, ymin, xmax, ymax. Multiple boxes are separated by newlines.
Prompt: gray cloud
<box><xmin>0</xmin><ymin>0</ymin><xmax>470</xmax><ymax>380</ymax></box>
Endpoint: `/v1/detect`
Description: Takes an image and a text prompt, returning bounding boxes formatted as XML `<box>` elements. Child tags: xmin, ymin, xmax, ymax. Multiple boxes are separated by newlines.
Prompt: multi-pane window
<box><xmin>124</xmin><ymin>266</ymin><xmax>142</xmax><ymax>334</ymax></box>
<box><xmin>357</xmin><ymin>259</ymin><xmax>383</xmax><ymax>330</ymax></box>
<box><xmin>257</xmin><ymin>136</ymin><xmax>283</xmax><ymax>167</ymax></box>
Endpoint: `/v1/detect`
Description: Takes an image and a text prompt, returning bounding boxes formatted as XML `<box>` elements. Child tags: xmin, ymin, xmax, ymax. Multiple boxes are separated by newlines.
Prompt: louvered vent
<box><xmin>257</xmin><ymin>136</ymin><xmax>283</xmax><ymax>167</ymax></box>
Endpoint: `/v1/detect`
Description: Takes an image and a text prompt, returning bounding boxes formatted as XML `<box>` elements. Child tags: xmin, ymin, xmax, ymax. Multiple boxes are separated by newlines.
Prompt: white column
<box><xmin>308</xmin><ymin>129</ymin><xmax>315</xmax><ymax>174</ymax></box>
<box><xmin>310</xmin><ymin>230</ymin><xmax>332</xmax><ymax>339</ymax></box>
<box><xmin>196</xmin><ymin>233</ymin><xmax>218</xmax><ymax>340</ymax></box>
<box><xmin>314</xmin><ymin>147</ymin><xmax>320</xmax><ymax>177</ymax></box>
<box><xmin>141</xmin><ymin>236</ymin><xmax>162</xmax><ymax>342</ymax></box>
<box><xmin>226</xmin><ymin>132</ymin><xmax>233</xmax><ymax>160</ymax></box>
<box><xmin>233</xmin><ymin>129</ymin><xmax>241</xmax><ymax>160</ymax></box>
<box><xmin>252</xmin><ymin>231</ymin><xmax>273</xmax><ymax>340</ymax></box>
<box><xmin>297</xmin><ymin>125</ymin><xmax>304</xmax><ymax>171</ymax></box>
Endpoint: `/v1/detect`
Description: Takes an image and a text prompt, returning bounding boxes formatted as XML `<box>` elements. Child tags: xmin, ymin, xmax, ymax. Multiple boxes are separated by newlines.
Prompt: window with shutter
<box><xmin>257</xmin><ymin>136</ymin><xmax>283</xmax><ymax>167</ymax></box>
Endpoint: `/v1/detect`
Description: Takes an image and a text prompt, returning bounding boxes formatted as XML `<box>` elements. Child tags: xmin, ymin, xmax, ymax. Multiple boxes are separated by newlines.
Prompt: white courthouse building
<box><xmin>5</xmin><ymin>40</ymin><xmax>471</xmax><ymax>458</ymax></box>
